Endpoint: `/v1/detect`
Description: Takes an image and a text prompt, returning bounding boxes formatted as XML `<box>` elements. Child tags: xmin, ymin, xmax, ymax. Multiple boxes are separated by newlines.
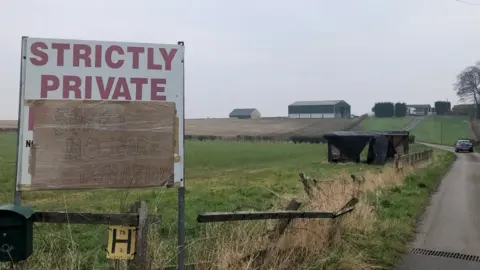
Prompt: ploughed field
<box><xmin>0</xmin><ymin>118</ymin><xmax>358</xmax><ymax>138</ymax></box>
<box><xmin>185</xmin><ymin>118</ymin><xmax>357</xmax><ymax>138</ymax></box>
<box><xmin>0</xmin><ymin>120</ymin><xmax>17</xmax><ymax>129</ymax></box>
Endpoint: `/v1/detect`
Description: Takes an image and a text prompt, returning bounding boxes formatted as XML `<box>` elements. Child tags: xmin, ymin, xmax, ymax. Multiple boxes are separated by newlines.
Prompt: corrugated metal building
<box><xmin>407</xmin><ymin>104</ymin><xmax>432</xmax><ymax>116</ymax></box>
<box><xmin>229</xmin><ymin>108</ymin><xmax>261</xmax><ymax>119</ymax></box>
<box><xmin>288</xmin><ymin>100</ymin><xmax>351</xmax><ymax>119</ymax></box>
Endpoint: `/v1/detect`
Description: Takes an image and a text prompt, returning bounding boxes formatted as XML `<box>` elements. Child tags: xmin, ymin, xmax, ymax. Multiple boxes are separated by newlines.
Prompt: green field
<box><xmin>0</xmin><ymin>134</ymin><xmax>380</xmax><ymax>269</ymax></box>
<box><xmin>0</xmin><ymin>132</ymin><xmax>445</xmax><ymax>269</ymax></box>
<box><xmin>356</xmin><ymin>116</ymin><xmax>414</xmax><ymax>131</ymax></box>
<box><xmin>410</xmin><ymin>115</ymin><xmax>473</xmax><ymax>145</ymax></box>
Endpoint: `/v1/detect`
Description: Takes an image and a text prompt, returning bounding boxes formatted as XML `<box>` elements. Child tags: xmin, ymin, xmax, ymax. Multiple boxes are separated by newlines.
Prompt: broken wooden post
<box><xmin>394</xmin><ymin>154</ymin><xmax>400</xmax><ymax>172</ymax></box>
<box><xmin>299</xmin><ymin>172</ymin><xmax>314</xmax><ymax>199</ymax></box>
<box><xmin>350</xmin><ymin>174</ymin><xmax>365</xmax><ymax>184</ymax></box>
<box><xmin>269</xmin><ymin>199</ymin><xmax>302</xmax><ymax>241</ymax></box>
<box><xmin>127</xmin><ymin>201</ymin><xmax>149</xmax><ymax>270</ymax></box>
<box><xmin>327</xmin><ymin>197</ymin><xmax>358</xmax><ymax>246</ymax></box>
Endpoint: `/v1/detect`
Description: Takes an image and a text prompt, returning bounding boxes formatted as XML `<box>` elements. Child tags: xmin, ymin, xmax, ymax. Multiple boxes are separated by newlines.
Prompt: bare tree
<box><xmin>454</xmin><ymin>62</ymin><xmax>480</xmax><ymax>104</ymax></box>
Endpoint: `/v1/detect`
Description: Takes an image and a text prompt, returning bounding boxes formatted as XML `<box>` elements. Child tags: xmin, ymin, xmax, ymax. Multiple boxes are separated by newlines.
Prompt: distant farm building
<box><xmin>229</xmin><ymin>108</ymin><xmax>261</xmax><ymax>119</ymax></box>
<box><xmin>288</xmin><ymin>100</ymin><xmax>351</xmax><ymax>119</ymax></box>
<box><xmin>452</xmin><ymin>104</ymin><xmax>475</xmax><ymax>116</ymax></box>
<box><xmin>407</xmin><ymin>104</ymin><xmax>432</xmax><ymax>116</ymax></box>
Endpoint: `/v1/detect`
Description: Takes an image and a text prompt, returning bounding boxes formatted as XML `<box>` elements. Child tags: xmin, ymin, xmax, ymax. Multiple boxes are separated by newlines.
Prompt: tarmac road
<box><xmin>398</xmin><ymin>142</ymin><xmax>480</xmax><ymax>269</ymax></box>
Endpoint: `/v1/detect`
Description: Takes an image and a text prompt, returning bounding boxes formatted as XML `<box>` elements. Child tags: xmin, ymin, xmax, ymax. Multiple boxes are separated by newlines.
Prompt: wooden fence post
<box><xmin>269</xmin><ymin>199</ymin><xmax>302</xmax><ymax>241</ymax></box>
<box><xmin>394</xmin><ymin>154</ymin><xmax>399</xmax><ymax>171</ymax></box>
<box><xmin>128</xmin><ymin>201</ymin><xmax>149</xmax><ymax>270</ymax></box>
<box><xmin>299</xmin><ymin>173</ymin><xmax>315</xmax><ymax>199</ymax></box>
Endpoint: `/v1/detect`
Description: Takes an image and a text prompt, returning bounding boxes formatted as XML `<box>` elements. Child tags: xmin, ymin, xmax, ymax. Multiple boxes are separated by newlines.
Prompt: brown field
<box><xmin>0</xmin><ymin>118</ymin><xmax>361</xmax><ymax>137</ymax></box>
<box><xmin>186</xmin><ymin>118</ymin><xmax>358</xmax><ymax>137</ymax></box>
<box><xmin>0</xmin><ymin>120</ymin><xmax>16</xmax><ymax>128</ymax></box>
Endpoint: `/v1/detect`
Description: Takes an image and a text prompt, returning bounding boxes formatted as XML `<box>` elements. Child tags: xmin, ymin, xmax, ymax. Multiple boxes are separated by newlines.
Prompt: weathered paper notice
<box><xmin>29</xmin><ymin>100</ymin><xmax>175</xmax><ymax>190</ymax></box>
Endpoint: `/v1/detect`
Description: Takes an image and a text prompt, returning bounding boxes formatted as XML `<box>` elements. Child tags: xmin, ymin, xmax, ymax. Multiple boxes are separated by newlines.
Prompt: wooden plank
<box><xmin>127</xmin><ymin>201</ymin><xmax>148</xmax><ymax>270</ymax></box>
<box><xmin>32</xmin><ymin>211</ymin><xmax>161</xmax><ymax>226</ymax></box>
<box><xmin>197</xmin><ymin>211</ymin><xmax>335</xmax><ymax>223</ymax></box>
<box><xmin>29</xmin><ymin>100</ymin><xmax>176</xmax><ymax>190</ymax></box>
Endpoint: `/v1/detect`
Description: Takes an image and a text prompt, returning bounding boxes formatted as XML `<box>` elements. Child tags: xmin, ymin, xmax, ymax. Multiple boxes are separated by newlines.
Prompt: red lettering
<box><xmin>51</xmin><ymin>43</ymin><xmax>70</xmax><ymax>66</ymax></box>
<box><xmin>96</xmin><ymin>77</ymin><xmax>115</xmax><ymax>99</ymax></box>
<box><xmin>130</xmin><ymin>78</ymin><xmax>147</xmax><ymax>100</ymax></box>
<box><xmin>127</xmin><ymin>47</ymin><xmax>145</xmax><ymax>69</ymax></box>
<box><xmin>63</xmin><ymin>76</ymin><xmax>82</xmax><ymax>99</ymax></box>
<box><xmin>85</xmin><ymin>76</ymin><xmax>92</xmax><ymax>99</ymax></box>
<box><xmin>150</xmin><ymin>78</ymin><xmax>166</xmax><ymax>100</ymax></box>
<box><xmin>40</xmin><ymin>75</ymin><xmax>59</xmax><ymax>98</ymax></box>
<box><xmin>147</xmin><ymin>48</ymin><xmax>162</xmax><ymax>70</ymax></box>
<box><xmin>105</xmin><ymin>45</ymin><xmax>124</xmax><ymax>69</ymax></box>
<box><xmin>40</xmin><ymin>76</ymin><xmax>168</xmax><ymax>100</ymax></box>
<box><xmin>160</xmin><ymin>48</ymin><xmax>178</xmax><ymax>70</ymax></box>
<box><xmin>73</xmin><ymin>44</ymin><xmax>92</xmax><ymax>67</ymax></box>
<box><xmin>95</xmin><ymin>45</ymin><xmax>102</xmax><ymax>67</ymax></box>
<box><xmin>30</xmin><ymin>42</ymin><xmax>48</xmax><ymax>66</ymax></box>
<box><xmin>112</xmin><ymin>78</ymin><xmax>132</xmax><ymax>100</ymax></box>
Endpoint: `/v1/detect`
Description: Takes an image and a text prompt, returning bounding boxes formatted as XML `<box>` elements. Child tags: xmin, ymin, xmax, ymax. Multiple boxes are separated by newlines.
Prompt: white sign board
<box><xmin>16</xmin><ymin>37</ymin><xmax>185</xmax><ymax>190</ymax></box>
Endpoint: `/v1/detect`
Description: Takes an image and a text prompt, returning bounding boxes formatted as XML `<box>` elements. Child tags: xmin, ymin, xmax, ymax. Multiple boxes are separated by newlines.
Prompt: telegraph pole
<box><xmin>440</xmin><ymin>120</ymin><xmax>443</xmax><ymax>144</ymax></box>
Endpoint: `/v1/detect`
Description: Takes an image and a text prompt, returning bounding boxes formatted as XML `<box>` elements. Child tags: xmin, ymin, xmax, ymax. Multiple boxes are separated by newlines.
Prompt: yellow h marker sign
<box><xmin>107</xmin><ymin>226</ymin><xmax>136</xmax><ymax>260</ymax></box>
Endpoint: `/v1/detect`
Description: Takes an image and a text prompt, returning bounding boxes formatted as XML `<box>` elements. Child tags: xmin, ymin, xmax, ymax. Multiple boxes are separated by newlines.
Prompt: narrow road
<box><xmin>403</xmin><ymin>117</ymin><xmax>424</xmax><ymax>131</ymax></box>
<box><xmin>398</xmin><ymin>142</ymin><xmax>480</xmax><ymax>269</ymax></box>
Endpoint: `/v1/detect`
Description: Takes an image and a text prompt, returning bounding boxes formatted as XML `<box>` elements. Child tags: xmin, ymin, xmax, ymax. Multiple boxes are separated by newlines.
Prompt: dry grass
<box><xmin>1</xmin><ymin>158</ymin><xmax>435</xmax><ymax>270</ymax></box>
<box><xmin>184</xmin><ymin>162</ymin><xmax>423</xmax><ymax>270</ymax></box>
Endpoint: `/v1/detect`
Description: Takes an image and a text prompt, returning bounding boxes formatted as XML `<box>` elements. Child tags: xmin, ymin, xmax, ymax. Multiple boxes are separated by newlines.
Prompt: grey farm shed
<box><xmin>229</xmin><ymin>108</ymin><xmax>261</xmax><ymax>119</ymax></box>
<box><xmin>288</xmin><ymin>100</ymin><xmax>351</xmax><ymax>119</ymax></box>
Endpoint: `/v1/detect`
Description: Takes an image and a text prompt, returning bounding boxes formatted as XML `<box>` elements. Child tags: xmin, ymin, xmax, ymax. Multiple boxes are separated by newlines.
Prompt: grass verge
<box><xmin>349</xmin><ymin>149</ymin><xmax>455</xmax><ymax>268</ymax></box>
<box><xmin>188</xmin><ymin>149</ymin><xmax>453</xmax><ymax>269</ymax></box>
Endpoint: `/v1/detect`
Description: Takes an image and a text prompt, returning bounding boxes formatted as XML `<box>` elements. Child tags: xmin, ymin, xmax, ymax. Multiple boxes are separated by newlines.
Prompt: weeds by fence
<box><xmin>164</xmin><ymin>172</ymin><xmax>361</xmax><ymax>270</ymax></box>
<box><xmin>394</xmin><ymin>148</ymin><xmax>433</xmax><ymax>172</ymax></box>
<box><xmin>163</xmin><ymin>152</ymin><xmax>433</xmax><ymax>270</ymax></box>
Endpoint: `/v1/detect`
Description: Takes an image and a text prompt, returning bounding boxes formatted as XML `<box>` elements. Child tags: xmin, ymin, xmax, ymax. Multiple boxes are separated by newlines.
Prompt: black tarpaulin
<box><xmin>371</xmin><ymin>135</ymin><xmax>388</xmax><ymax>165</ymax></box>
<box><xmin>324</xmin><ymin>131</ymin><xmax>406</xmax><ymax>165</ymax></box>
<box><xmin>326</xmin><ymin>136</ymin><xmax>370</xmax><ymax>161</ymax></box>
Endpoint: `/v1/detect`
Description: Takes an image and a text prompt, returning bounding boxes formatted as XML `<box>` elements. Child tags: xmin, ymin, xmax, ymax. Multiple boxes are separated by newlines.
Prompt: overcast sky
<box><xmin>2</xmin><ymin>0</ymin><xmax>480</xmax><ymax>119</ymax></box>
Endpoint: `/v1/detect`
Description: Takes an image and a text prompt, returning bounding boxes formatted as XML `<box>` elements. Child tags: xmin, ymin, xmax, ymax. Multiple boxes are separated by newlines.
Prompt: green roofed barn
<box><xmin>288</xmin><ymin>100</ymin><xmax>351</xmax><ymax>119</ymax></box>
<box><xmin>229</xmin><ymin>108</ymin><xmax>261</xmax><ymax>119</ymax></box>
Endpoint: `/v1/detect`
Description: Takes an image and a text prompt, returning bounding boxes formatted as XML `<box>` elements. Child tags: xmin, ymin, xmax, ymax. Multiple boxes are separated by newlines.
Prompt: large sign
<box><xmin>16</xmin><ymin>37</ymin><xmax>184</xmax><ymax>190</ymax></box>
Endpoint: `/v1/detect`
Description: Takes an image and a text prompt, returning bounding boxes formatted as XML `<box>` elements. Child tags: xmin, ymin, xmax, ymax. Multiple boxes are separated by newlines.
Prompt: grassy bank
<box><xmin>410</xmin><ymin>115</ymin><xmax>472</xmax><ymax>145</ymax></box>
<box><xmin>351</xmin><ymin>149</ymin><xmax>455</xmax><ymax>268</ymax></box>
<box><xmin>189</xmin><ymin>149</ymin><xmax>453</xmax><ymax>269</ymax></box>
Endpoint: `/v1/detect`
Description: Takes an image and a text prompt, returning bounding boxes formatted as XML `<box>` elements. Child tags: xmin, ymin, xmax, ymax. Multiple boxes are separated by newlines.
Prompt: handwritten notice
<box><xmin>29</xmin><ymin>100</ymin><xmax>175</xmax><ymax>190</ymax></box>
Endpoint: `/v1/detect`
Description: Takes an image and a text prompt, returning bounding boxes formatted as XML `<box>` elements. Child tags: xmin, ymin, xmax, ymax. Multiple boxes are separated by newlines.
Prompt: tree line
<box><xmin>372</xmin><ymin>101</ymin><xmax>451</xmax><ymax>117</ymax></box>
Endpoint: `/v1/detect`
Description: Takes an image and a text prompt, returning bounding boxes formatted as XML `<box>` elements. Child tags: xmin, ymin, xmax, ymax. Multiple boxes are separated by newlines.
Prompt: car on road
<box><xmin>454</xmin><ymin>139</ymin><xmax>474</xmax><ymax>153</ymax></box>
